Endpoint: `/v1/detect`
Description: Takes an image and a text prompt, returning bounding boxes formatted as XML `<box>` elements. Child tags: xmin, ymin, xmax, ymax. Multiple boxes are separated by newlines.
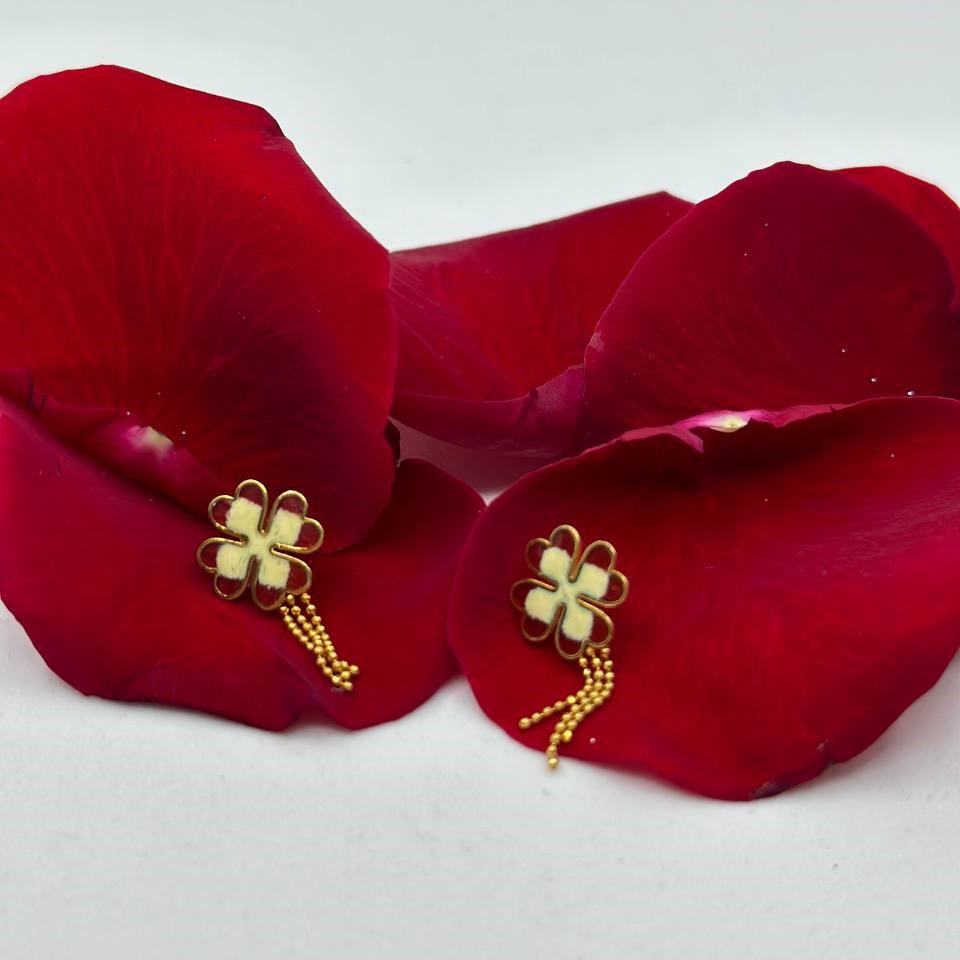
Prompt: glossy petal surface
<box><xmin>583</xmin><ymin>163</ymin><xmax>960</xmax><ymax>441</ymax></box>
<box><xmin>308</xmin><ymin>458</ymin><xmax>484</xmax><ymax>728</ymax></box>
<box><xmin>0</xmin><ymin>400</ymin><xmax>482</xmax><ymax>729</ymax></box>
<box><xmin>451</xmin><ymin>398</ymin><xmax>960</xmax><ymax>799</ymax></box>
<box><xmin>842</xmin><ymin>165</ymin><xmax>960</xmax><ymax>309</ymax></box>
<box><xmin>392</xmin><ymin>193</ymin><xmax>691</xmax><ymax>454</ymax></box>
<box><xmin>0</xmin><ymin>66</ymin><xmax>395</xmax><ymax>548</ymax></box>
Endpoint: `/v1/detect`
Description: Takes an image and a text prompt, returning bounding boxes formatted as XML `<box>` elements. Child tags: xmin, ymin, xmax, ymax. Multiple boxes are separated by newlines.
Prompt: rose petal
<box><xmin>841</xmin><ymin>166</ymin><xmax>960</xmax><ymax>309</ymax></box>
<box><xmin>392</xmin><ymin>192</ymin><xmax>692</xmax><ymax>455</ymax></box>
<box><xmin>583</xmin><ymin>162</ymin><xmax>960</xmax><ymax>441</ymax></box>
<box><xmin>0</xmin><ymin>397</ymin><xmax>310</xmax><ymax>730</ymax></box>
<box><xmin>306</xmin><ymin>458</ymin><xmax>484</xmax><ymax>728</ymax></box>
<box><xmin>450</xmin><ymin>397</ymin><xmax>960</xmax><ymax>799</ymax></box>
<box><xmin>0</xmin><ymin>400</ymin><xmax>482</xmax><ymax>729</ymax></box>
<box><xmin>0</xmin><ymin>66</ymin><xmax>395</xmax><ymax>549</ymax></box>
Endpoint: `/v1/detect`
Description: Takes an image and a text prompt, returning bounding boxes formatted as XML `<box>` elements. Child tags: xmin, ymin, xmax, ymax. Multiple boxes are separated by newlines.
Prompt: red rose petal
<box><xmin>0</xmin><ymin>398</ymin><xmax>310</xmax><ymax>730</ymax></box>
<box><xmin>450</xmin><ymin>398</ymin><xmax>960</xmax><ymax>799</ymax></box>
<box><xmin>306</xmin><ymin>458</ymin><xmax>484</xmax><ymax>729</ymax></box>
<box><xmin>0</xmin><ymin>66</ymin><xmax>395</xmax><ymax>549</ymax></box>
<box><xmin>0</xmin><ymin>400</ymin><xmax>482</xmax><ymax>729</ymax></box>
<box><xmin>392</xmin><ymin>192</ymin><xmax>692</xmax><ymax>455</ymax></box>
<box><xmin>841</xmin><ymin>165</ymin><xmax>960</xmax><ymax>309</ymax></box>
<box><xmin>583</xmin><ymin>162</ymin><xmax>960</xmax><ymax>441</ymax></box>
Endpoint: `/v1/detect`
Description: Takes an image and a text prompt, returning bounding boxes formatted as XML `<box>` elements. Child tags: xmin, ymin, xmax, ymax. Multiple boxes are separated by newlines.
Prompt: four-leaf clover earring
<box><xmin>197</xmin><ymin>480</ymin><xmax>359</xmax><ymax>692</ymax></box>
<box><xmin>510</xmin><ymin>524</ymin><xmax>628</xmax><ymax>767</ymax></box>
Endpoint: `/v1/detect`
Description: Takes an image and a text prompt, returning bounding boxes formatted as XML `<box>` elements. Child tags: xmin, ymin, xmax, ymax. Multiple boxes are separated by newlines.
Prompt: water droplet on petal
<box><xmin>906</xmin><ymin>389</ymin><xmax>916</xmax><ymax>397</ymax></box>
<box><xmin>869</xmin><ymin>376</ymin><xmax>879</xmax><ymax>384</ymax></box>
<box><xmin>840</xmin><ymin>347</ymin><xmax>848</xmax><ymax>354</ymax></box>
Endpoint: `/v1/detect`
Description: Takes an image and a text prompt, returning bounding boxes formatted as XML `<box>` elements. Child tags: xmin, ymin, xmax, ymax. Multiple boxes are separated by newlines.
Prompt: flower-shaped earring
<box><xmin>510</xmin><ymin>524</ymin><xmax>628</xmax><ymax>767</ymax></box>
<box><xmin>197</xmin><ymin>480</ymin><xmax>359</xmax><ymax>691</ymax></box>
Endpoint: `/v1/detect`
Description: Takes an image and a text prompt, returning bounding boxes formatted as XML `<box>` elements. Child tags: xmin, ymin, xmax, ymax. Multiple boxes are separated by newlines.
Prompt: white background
<box><xmin>1</xmin><ymin>2</ymin><xmax>959</xmax><ymax>958</ymax></box>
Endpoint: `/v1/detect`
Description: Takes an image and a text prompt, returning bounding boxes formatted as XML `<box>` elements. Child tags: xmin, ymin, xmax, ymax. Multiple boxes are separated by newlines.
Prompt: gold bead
<box><xmin>562</xmin><ymin>730</ymin><xmax>573</xmax><ymax>743</ymax></box>
<box><xmin>342</xmin><ymin>681</ymin><xmax>354</xmax><ymax>693</ymax></box>
<box><xmin>566</xmin><ymin>695</ymin><xmax>577</xmax><ymax>705</ymax></box>
<box><xmin>519</xmin><ymin>718</ymin><xmax>532</xmax><ymax>730</ymax></box>
<box><xmin>547</xmin><ymin>756</ymin><xmax>559</xmax><ymax>769</ymax></box>
<box><xmin>549</xmin><ymin>733</ymin><xmax>560</xmax><ymax>746</ymax></box>
<box><xmin>306</xmin><ymin>604</ymin><xmax>317</xmax><ymax>615</ymax></box>
<box><xmin>350</xmin><ymin>665</ymin><xmax>360</xmax><ymax>676</ymax></box>
<box><xmin>332</xmin><ymin>676</ymin><xmax>342</xmax><ymax>687</ymax></box>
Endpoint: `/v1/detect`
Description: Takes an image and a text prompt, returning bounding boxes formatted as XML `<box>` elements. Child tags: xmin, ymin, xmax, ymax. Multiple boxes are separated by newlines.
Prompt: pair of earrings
<box><xmin>196</xmin><ymin>483</ymin><xmax>628</xmax><ymax>769</ymax></box>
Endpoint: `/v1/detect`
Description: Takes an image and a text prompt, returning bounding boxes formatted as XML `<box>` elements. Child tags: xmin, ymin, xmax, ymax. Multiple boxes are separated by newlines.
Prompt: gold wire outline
<box><xmin>510</xmin><ymin>523</ymin><xmax>629</xmax><ymax>660</ymax></box>
<box><xmin>196</xmin><ymin>479</ymin><xmax>324</xmax><ymax>611</ymax></box>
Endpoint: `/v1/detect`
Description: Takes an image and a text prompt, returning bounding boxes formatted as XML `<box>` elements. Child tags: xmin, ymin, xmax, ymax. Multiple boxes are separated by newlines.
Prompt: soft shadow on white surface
<box><xmin>2</xmin><ymin>602</ymin><xmax>959</xmax><ymax>960</ymax></box>
<box><xmin>1</xmin><ymin>2</ymin><xmax>959</xmax><ymax>958</ymax></box>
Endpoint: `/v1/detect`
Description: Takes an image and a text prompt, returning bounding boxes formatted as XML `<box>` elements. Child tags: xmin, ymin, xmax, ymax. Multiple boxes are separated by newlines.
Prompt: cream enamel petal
<box><xmin>258</xmin><ymin>551</ymin><xmax>292</xmax><ymax>590</ymax></box>
<box><xmin>216</xmin><ymin>541</ymin><xmax>252</xmax><ymax>581</ymax></box>
<box><xmin>525</xmin><ymin>584</ymin><xmax>563</xmax><ymax>625</ymax></box>
<box><xmin>575</xmin><ymin>561</ymin><xmax>610</xmax><ymax>600</ymax></box>
<box><xmin>225</xmin><ymin>496</ymin><xmax>263</xmax><ymax>537</ymax></box>
<box><xmin>539</xmin><ymin>545</ymin><xmax>573</xmax><ymax>582</ymax></box>
<box><xmin>269</xmin><ymin>507</ymin><xmax>304</xmax><ymax>547</ymax></box>
<box><xmin>560</xmin><ymin>601</ymin><xmax>594</xmax><ymax>643</ymax></box>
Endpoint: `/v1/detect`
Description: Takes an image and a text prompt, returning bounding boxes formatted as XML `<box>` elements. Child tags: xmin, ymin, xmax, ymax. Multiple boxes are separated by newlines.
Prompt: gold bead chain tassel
<box><xmin>519</xmin><ymin>647</ymin><xmax>615</xmax><ymax>768</ymax></box>
<box><xmin>280</xmin><ymin>592</ymin><xmax>360</xmax><ymax>692</ymax></box>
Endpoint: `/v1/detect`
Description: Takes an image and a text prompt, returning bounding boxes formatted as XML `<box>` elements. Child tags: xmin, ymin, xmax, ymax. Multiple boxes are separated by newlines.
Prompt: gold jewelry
<box><xmin>278</xmin><ymin>592</ymin><xmax>359</xmax><ymax>691</ymax></box>
<box><xmin>510</xmin><ymin>524</ymin><xmax>628</xmax><ymax>767</ymax></box>
<box><xmin>197</xmin><ymin>480</ymin><xmax>358</xmax><ymax>691</ymax></box>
